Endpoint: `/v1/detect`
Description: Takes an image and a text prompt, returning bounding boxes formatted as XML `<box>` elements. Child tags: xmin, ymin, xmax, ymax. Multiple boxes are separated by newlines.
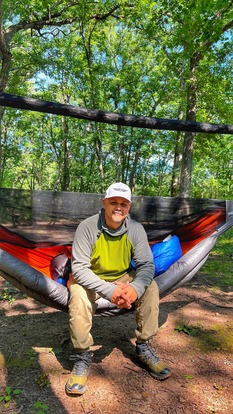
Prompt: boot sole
<box><xmin>148</xmin><ymin>369</ymin><xmax>171</xmax><ymax>380</ymax></box>
<box><xmin>134</xmin><ymin>356</ymin><xmax>171</xmax><ymax>380</ymax></box>
<box><xmin>65</xmin><ymin>384</ymin><xmax>87</xmax><ymax>395</ymax></box>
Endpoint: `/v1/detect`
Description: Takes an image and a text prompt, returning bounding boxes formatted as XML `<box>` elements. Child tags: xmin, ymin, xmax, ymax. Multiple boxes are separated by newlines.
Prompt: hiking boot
<box><xmin>65</xmin><ymin>350</ymin><xmax>93</xmax><ymax>395</ymax></box>
<box><xmin>135</xmin><ymin>341</ymin><xmax>171</xmax><ymax>380</ymax></box>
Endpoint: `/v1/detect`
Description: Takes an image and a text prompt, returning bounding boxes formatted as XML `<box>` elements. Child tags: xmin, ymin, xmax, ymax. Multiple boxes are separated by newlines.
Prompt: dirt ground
<box><xmin>0</xmin><ymin>268</ymin><xmax>232</xmax><ymax>414</ymax></box>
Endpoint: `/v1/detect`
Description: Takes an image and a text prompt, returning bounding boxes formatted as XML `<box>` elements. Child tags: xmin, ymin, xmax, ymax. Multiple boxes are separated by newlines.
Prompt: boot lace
<box><xmin>70</xmin><ymin>352</ymin><xmax>93</xmax><ymax>376</ymax></box>
<box><xmin>136</xmin><ymin>342</ymin><xmax>160</xmax><ymax>364</ymax></box>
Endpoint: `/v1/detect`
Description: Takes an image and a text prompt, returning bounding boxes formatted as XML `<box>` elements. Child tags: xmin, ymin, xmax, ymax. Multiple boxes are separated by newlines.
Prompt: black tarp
<box><xmin>0</xmin><ymin>189</ymin><xmax>232</xmax><ymax>314</ymax></box>
<box><xmin>0</xmin><ymin>188</ymin><xmax>230</xmax><ymax>241</ymax></box>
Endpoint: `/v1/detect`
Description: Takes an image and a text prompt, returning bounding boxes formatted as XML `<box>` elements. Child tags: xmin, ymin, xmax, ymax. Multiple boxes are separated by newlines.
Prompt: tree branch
<box><xmin>90</xmin><ymin>5</ymin><xmax>121</xmax><ymax>20</ymax></box>
<box><xmin>0</xmin><ymin>93</ymin><xmax>232</xmax><ymax>134</ymax></box>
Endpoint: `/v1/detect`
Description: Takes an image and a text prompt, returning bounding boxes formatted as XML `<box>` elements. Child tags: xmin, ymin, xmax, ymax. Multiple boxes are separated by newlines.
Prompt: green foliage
<box><xmin>0</xmin><ymin>287</ymin><xmax>16</xmax><ymax>305</ymax></box>
<box><xmin>33</xmin><ymin>400</ymin><xmax>49</xmax><ymax>414</ymax></box>
<box><xmin>183</xmin><ymin>374</ymin><xmax>193</xmax><ymax>380</ymax></box>
<box><xmin>0</xmin><ymin>1</ymin><xmax>232</xmax><ymax>195</ymax></box>
<box><xmin>199</xmin><ymin>228</ymin><xmax>233</xmax><ymax>290</ymax></box>
<box><xmin>25</xmin><ymin>349</ymin><xmax>38</xmax><ymax>362</ymax></box>
<box><xmin>198</xmin><ymin>322</ymin><xmax>233</xmax><ymax>353</ymax></box>
<box><xmin>35</xmin><ymin>374</ymin><xmax>50</xmax><ymax>389</ymax></box>
<box><xmin>192</xmin><ymin>136</ymin><xmax>233</xmax><ymax>199</ymax></box>
<box><xmin>0</xmin><ymin>387</ymin><xmax>23</xmax><ymax>409</ymax></box>
<box><xmin>7</xmin><ymin>349</ymin><xmax>38</xmax><ymax>369</ymax></box>
<box><xmin>174</xmin><ymin>321</ymin><xmax>233</xmax><ymax>352</ymax></box>
<box><xmin>213</xmin><ymin>227</ymin><xmax>233</xmax><ymax>257</ymax></box>
<box><xmin>175</xmin><ymin>323</ymin><xmax>203</xmax><ymax>336</ymax></box>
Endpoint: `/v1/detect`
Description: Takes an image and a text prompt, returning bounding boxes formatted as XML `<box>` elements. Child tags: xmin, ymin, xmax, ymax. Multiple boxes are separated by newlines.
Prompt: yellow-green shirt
<box><xmin>72</xmin><ymin>209</ymin><xmax>154</xmax><ymax>302</ymax></box>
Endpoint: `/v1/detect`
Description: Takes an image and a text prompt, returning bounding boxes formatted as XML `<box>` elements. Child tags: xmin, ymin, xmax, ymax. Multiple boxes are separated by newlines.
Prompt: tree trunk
<box><xmin>129</xmin><ymin>137</ymin><xmax>142</xmax><ymax>190</ymax></box>
<box><xmin>179</xmin><ymin>53</ymin><xmax>200</xmax><ymax>197</ymax></box>
<box><xmin>179</xmin><ymin>131</ymin><xmax>195</xmax><ymax>197</ymax></box>
<box><xmin>171</xmin><ymin>131</ymin><xmax>183</xmax><ymax>197</ymax></box>
<box><xmin>116</xmin><ymin>124</ymin><xmax>123</xmax><ymax>181</ymax></box>
<box><xmin>60</xmin><ymin>116</ymin><xmax>70</xmax><ymax>191</ymax></box>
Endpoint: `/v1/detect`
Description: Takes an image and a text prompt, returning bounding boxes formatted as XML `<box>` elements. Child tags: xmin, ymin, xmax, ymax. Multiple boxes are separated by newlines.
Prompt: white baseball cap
<box><xmin>104</xmin><ymin>182</ymin><xmax>131</xmax><ymax>202</ymax></box>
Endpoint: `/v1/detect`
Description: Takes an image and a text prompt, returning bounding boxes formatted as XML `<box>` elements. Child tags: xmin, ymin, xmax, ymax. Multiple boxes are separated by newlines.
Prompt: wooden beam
<box><xmin>0</xmin><ymin>92</ymin><xmax>232</xmax><ymax>134</ymax></box>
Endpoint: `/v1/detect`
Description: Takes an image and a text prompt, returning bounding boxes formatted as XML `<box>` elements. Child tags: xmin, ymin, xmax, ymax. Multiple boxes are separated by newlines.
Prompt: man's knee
<box><xmin>69</xmin><ymin>283</ymin><xmax>84</xmax><ymax>304</ymax></box>
<box><xmin>137</xmin><ymin>279</ymin><xmax>159</xmax><ymax>307</ymax></box>
<box><xmin>69</xmin><ymin>283</ymin><xmax>96</xmax><ymax>314</ymax></box>
<box><xmin>145</xmin><ymin>279</ymin><xmax>159</xmax><ymax>297</ymax></box>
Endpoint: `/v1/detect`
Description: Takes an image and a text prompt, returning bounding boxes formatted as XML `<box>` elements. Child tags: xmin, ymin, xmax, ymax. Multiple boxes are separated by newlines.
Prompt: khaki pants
<box><xmin>68</xmin><ymin>273</ymin><xmax>159</xmax><ymax>352</ymax></box>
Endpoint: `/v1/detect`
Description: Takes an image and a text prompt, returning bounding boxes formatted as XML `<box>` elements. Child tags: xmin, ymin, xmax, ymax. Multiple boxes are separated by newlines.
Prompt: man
<box><xmin>65</xmin><ymin>182</ymin><xmax>171</xmax><ymax>395</ymax></box>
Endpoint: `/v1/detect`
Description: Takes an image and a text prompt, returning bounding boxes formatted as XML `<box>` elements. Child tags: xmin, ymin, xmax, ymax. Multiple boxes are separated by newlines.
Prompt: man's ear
<box><xmin>102</xmin><ymin>198</ymin><xmax>106</xmax><ymax>208</ymax></box>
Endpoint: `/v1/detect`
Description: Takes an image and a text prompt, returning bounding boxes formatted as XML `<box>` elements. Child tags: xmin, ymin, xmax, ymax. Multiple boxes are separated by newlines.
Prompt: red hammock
<box><xmin>0</xmin><ymin>208</ymin><xmax>225</xmax><ymax>279</ymax></box>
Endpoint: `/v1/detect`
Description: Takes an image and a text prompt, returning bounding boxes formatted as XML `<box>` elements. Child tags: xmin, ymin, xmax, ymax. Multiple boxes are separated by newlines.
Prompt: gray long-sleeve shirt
<box><xmin>72</xmin><ymin>209</ymin><xmax>154</xmax><ymax>302</ymax></box>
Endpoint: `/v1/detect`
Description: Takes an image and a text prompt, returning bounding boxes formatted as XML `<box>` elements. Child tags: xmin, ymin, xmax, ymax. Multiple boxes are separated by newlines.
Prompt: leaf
<box><xmin>33</xmin><ymin>400</ymin><xmax>49</xmax><ymax>412</ymax></box>
<box><xmin>13</xmin><ymin>388</ymin><xmax>23</xmax><ymax>395</ymax></box>
<box><xmin>174</xmin><ymin>323</ymin><xmax>200</xmax><ymax>336</ymax></box>
<box><xmin>5</xmin><ymin>396</ymin><xmax>11</xmax><ymax>402</ymax></box>
<box><xmin>183</xmin><ymin>374</ymin><xmax>193</xmax><ymax>379</ymax></box>
<box><xmin>5</xmin><ymin>386</ymin><xmax>11</xmax><ymax>395</ymax></box>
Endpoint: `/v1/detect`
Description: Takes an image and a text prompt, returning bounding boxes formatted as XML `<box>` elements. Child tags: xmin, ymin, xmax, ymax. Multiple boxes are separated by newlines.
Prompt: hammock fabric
<box><xmin>0</xmin><ymin>225</ymin><xmax>72</xmax><ymax>278</ymax></box>
<box><xmin>0</xmin><ymin>209</ymin><xmax>225</xmax><ymax>277</ymax></box>
<box><xmin>0</xmin><ymin>189</ymin><xmax>232</xmax><ymax>315</ymax></box>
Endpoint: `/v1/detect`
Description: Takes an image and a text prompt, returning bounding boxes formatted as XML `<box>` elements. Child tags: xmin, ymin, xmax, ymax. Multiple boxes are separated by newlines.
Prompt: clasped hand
<box><xmin>112</xmin><ymin>282</ymin><xmax>137</xmax><ymax>309</ymax></box>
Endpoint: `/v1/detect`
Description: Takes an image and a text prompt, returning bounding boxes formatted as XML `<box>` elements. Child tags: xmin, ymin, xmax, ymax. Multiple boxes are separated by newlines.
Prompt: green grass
<box><xmin>175</xmin><ymin>321</ymin><xmax>233</xmax><ymax>353</ymax></box>
<box><xmin>198</xmin><ymin>227</ymin><xmax>233</xmax><ymax>291</ymax></box>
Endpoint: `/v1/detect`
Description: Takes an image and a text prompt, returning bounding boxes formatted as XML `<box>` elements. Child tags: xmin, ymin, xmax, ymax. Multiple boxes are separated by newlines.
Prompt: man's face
<box><xmin>102</xmin><ymin>197</ymin><xmax>131</xmax><ymax>229</ymax></box>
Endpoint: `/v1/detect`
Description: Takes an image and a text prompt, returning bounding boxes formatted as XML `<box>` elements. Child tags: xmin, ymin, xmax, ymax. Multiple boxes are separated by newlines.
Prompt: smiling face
<box><xmin>102</xmin><ymin>196</ymin><xmax>131</xmax><ymax>230</ymax></box>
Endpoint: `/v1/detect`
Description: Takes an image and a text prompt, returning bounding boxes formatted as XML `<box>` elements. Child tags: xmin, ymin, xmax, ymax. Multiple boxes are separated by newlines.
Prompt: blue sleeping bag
<box><xmin>131</xmin><ymin>235</ymin><xmax>182</xmax><ymax>276</ymax></box>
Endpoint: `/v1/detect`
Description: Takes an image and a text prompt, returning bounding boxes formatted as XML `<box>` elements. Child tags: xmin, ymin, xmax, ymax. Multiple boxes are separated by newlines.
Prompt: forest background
<box><xmin>0</xmin><ymin>0</ymin><xmax>232</xmax><ymax>199</ymax></box>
